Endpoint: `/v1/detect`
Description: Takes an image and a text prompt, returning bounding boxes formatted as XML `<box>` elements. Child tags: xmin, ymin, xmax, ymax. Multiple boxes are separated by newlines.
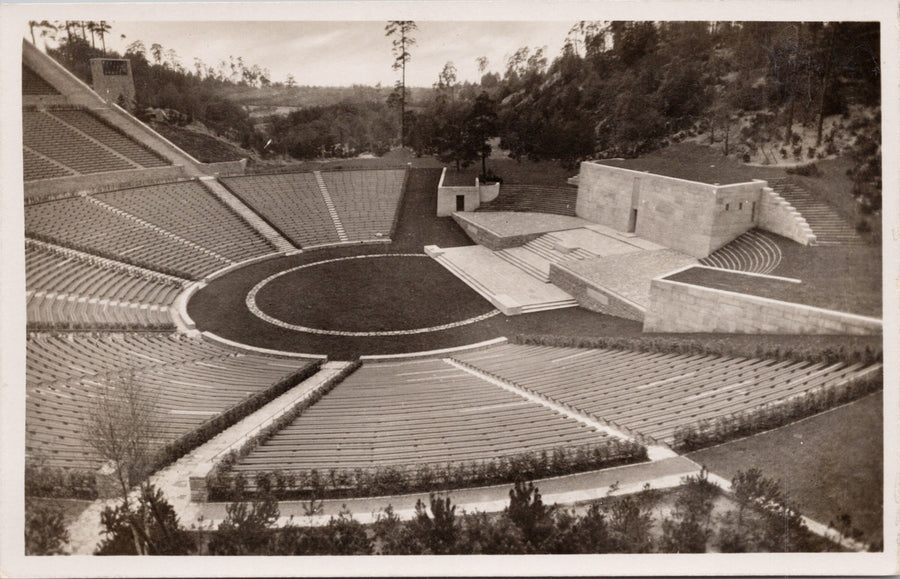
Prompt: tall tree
<box><xmin>28</xmin><ymin>20</ymin><xmax>56</xmax><ymax>46</ymax></box>
<box><xmin>94</xmin><ymin>21</ymin><xmax>111</xmax><ymax>54</ymax></box>
<box><xmin>385</xmin><ymin>20</ymin><xmax>417</xmax><ymax>147</ymax></box>
<box><xmin>468</xmin><ymin>91</ymin><xmax>498</xmax><ymax>176</ymax></box>
<box><xmin>83</xmin><ymin>371</ymin><xmax>161</xmax><ymax>554</ymax></box>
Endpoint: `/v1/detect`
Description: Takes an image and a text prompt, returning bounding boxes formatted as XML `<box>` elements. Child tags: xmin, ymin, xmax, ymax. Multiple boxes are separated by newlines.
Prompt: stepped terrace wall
<box><xmin>643</xmin><ymin>266</ymin><xmax>882</xmax><ymax>335</ymax></box>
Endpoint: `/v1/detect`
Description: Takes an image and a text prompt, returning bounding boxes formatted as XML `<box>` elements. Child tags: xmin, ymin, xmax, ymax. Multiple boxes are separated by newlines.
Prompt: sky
<box><xmin>37</xmin><ymin>21</ymin><xmax>574</xmax><ymax>87</ymax></box>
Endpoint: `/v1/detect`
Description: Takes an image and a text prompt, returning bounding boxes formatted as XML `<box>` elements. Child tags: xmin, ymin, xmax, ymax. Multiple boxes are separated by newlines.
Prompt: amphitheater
<box><xmin>17</xmin><ymin>40</ymin><xmax>883</xmax><ymax>553</ymax></box>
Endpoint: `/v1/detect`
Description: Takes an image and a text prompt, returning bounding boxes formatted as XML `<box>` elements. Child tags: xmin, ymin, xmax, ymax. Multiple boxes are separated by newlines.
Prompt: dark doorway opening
<box><xmin>456</xmin><ymin>195</ymin><xmax>465</xmax><ymax>211</ymax></box>
<box><xmin>628</xmin><ymin>208</ymin><xmax>638</xmax><ymax>233</ymax></box>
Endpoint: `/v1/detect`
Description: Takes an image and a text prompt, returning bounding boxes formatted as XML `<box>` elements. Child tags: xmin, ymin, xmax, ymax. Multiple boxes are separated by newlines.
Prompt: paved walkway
<box><xmin>198</xmin><ymin>456</ymin><xmax>702</xmax><ymax>526</ymax></box>
<box><xmin>65</xmin><ymin>362</ymin><xmax>352</xmax><ymax>555</ymax></box>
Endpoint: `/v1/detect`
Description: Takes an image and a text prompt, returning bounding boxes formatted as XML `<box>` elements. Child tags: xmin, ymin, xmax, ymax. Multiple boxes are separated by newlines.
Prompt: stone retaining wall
<box><xmin>643</xmin><ymin>277</ymin><xmax>882</xmax><ymax>335</ymax></box>
<box><xmin>549</xmin><ymin>263</ymin><xmax>645</xmax><ymax>321</ymax></box>
<box><xmin>450</xmin><ymin>213</ymin><xmax>544</xmax><ymax>250</ymax></box>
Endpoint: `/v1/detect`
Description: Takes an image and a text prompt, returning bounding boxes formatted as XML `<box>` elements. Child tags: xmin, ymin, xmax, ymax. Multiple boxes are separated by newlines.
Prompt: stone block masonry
<box><xmin>549</xmin><ymin>262</ymin><xmax>646</xmax><ymax>321</ymax></box>
<box><xmin>643</xmin><ymin>276</ymin><xmax>882</xmax><ymax>335</ymax></box>
<box><xmin>575</xmin><ymin>162</ymin><xmax>814</xmax><ymax>258</ymax></box>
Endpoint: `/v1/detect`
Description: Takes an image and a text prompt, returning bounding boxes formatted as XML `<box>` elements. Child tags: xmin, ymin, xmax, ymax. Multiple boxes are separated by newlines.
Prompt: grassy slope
<box><xmin>688</xmin><ymin>391</ymin><xmax>884</xmax><ymax>546</ymax></box>
<box><xmin>669</xmin><ymin>260</ymin><xmax>881</xmax><ymax>317</ymax></box>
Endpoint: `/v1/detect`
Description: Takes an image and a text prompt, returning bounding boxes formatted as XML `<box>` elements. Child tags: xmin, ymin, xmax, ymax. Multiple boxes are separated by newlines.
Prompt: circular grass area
<box><xmin>250</xmin><ymin>254</ymin><xmax>496</xmax><ymax>334</ymax></box>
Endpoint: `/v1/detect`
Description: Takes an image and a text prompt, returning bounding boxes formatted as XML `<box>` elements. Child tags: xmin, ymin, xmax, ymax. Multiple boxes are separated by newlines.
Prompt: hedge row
<box><xmin>27</xmin><ymin>321</ymin><xmax>175</xmax><ymax>332</ymax></box>
<box><xmin>205</xmin><ymin>361</ymin><xmax>363</xmax><ymax>499</ymax></box>
<box><xmin>24</xmin><ymin>231</ymin><xmax>198</xmax><ymax>281</ymax></box>
<box><xmin>673</xmin><ymin>369</ymin><xmax>882</xmax><ymax>452</ymax></box>
<box><xmin>208</xmin><ymin>438</ymin><xmax>648</xmax><ymax>501</ymax></box>
<box><xmin>146</xmin><ymin>359</ymin><xmax>325</xmax><ymax>476</ymax></box>
<box><xmin>25</xmin><ymin>464</ymin><xmax>98</xmax><ymax>500</ymax></box>
<box><xmin>512</xmin><ymin>334</ymin><xmax>882</xmax><ymax>366</ymax></box>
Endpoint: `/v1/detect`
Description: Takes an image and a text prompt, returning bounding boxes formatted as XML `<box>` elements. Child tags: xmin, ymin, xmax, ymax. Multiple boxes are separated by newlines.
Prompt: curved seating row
<box><xmin>26</xmin><ymin>293</ymin><xmax>174</xmax><ymax>329</ymax></box>
<box><xmin>26</xmin><ymin>243</ymin><xmax>183</xmax><ymax>306</ymax></box>
<box><xmin>26</xmin><ymin>196</ymin><xmax>224</xmax><ymax>279</ymax></box>
<box><xmin>221</xmin><ymin>169</ymin><xmax>407</xmax><ymax>247</ymax></box>
<box><xmin>95</xmin><ymin>181</ymin><xmax>275</xmax><ymax>262</ymax></box>
<box><xmin>26</xmin><ymin>332</ymin><xmax>314</xmax><ymax>470</ymax></box>
<box><xmin>26</xmin><ymin>333</ymin><xmax>233</xmax><ymax>384</ymax></box>
<box><xmin>477</xmin><ymin>184</ymin><xmax>578</xmax><ymax>216</ymax></box>
<box><xmin>319</xmin><ymin>169</ymin><xmax>406</xmax><ymax>241</ymax></box>
<box><xmin>232</xmin><ymin>358</ymin><xmax>607</xmax><ymax>473</ymax></box>
<box><xmin>452</xmin><ymin>344</ymin><xmax>878</xmax><ymax>444</ymax></box>
<box><xmin>221</xmin><ymin>172</ymin><xmax>340</xmax><ymax>248</ymax></box>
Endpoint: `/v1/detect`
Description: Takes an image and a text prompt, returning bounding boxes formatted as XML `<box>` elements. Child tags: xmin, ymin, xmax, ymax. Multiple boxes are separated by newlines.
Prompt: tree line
<box><xmin>29</xmin><ymin>468</ymin><xmax>860</xmax><ymax>555</ymax></box>
<box><xmin>35</xmin><ymin>20</ymin><xmax>881</xmax><ymax>204</ymax></box>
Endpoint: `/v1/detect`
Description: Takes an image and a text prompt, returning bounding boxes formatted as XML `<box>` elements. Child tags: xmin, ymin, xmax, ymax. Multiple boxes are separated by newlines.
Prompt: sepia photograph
<box><xmin>0</xmin><ymin>1</ymin><xmax>897</xmax><ymax>576</ymax></box>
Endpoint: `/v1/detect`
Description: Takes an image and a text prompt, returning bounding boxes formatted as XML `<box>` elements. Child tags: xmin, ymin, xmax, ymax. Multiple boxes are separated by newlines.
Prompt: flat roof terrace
<box><xmin>592</xmin><ymin>143</ymin><xmax>787</xmax><ymax>185</ymax></box>
<box><xmin>665</xmin><ymin>265</ymin><xmax>880</xmax><ymax>318</ymax></box>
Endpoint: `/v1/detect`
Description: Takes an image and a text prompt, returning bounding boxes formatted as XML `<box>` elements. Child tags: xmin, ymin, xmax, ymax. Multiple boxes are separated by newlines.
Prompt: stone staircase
<box><xmin>201</xmin><ymin>178</ymin><xmax>296</xmax><ymax>253</ymax></box>
<box><xmin>427</xmin><ymin>245</ymin><xmax>578</xmax><ymax>315</ymax></box>
<box><xmin>313</xmin><ymin>170</ymin><xmax>349</xmax><ymax>242</ymax></box>
<box><xmin>496</xmin><ymin>233</ymin><xmax>598</xmax><ymax>282</ymax></box>
<box><xmin>769</xmin><ymin>180</ymin><xmax>866</xmax><ymax>245</ymax></box>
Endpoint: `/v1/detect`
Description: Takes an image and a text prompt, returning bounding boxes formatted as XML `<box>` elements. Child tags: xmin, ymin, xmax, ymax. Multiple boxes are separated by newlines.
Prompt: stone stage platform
<box><xmin>424</xmin><ymin>244</ymin><xmax>578</xmax><ymax>315</ymax></box>
<box><xmin>430</xmin><ymin>211</ymin><xmax>697</xmax><ymax>319</ymax></box>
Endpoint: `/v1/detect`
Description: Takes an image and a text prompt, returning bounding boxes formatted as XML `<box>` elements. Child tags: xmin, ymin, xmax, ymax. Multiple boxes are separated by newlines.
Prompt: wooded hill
<box><xmin>41</xmin><ymin>21</ymin><xmax>881</xmax><ymax>209</ymax></box>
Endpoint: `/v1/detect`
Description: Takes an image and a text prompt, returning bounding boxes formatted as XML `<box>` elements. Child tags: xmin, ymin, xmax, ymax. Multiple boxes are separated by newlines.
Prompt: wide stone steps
<box><xmin>769</xmin><ymin>180</ymin><xmax>866</xmax><ymax>245</ymax></box>
<box><xmin>428</xmin><ymin>245</ymin><xmax>579</xmax><ymax>316</ymax></box>
<box><xmin>496</xmin><ymin>248</ymin><xmax>549</xmax><ymax>282</ymax></box>
<box><xmin>518</xmin><ymin>298</ymin><xmax>579</xmax><ymax>313</ymax></box>
<box><xmin>201</xmin><ymin>178</ymin><xmax>295</xmax><ymax>253</ymax></box>
<box><xmin>432</xmin><ymin>254</ymin><xmax>499</xmax><ymax>304</ymax></box>
<box><xmin>538</xmin><ymin>235</ymin><xmax>597</xmax><ymax>261</ymax></box>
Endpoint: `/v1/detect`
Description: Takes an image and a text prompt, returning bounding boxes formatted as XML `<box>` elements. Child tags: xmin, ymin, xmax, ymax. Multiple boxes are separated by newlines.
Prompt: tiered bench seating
<box><xmin>23</xmin><ymin>148</ymin><xmax>74</xmax><ymax>181</ymax></box>
<box><xmin>477</xmin><ymin>184</ymin><xmax>578</xmax><ymax>216</ymax></box>
<box><xmin>95</xmin><ymin>181</ymin><xmax>275</xmax><ymax>263</ymax></box>
<box><xmin>232</xmin><ymin>358</ymin><xmax>607</xmax><ymax>475</ymax></box>
<box><xmin>26</xmin><ymin>333</ymin><xmax>230</xmax><ymax>383</ymax></box>
<box><xmin>27</xmin><ymin>294</ymin><xmax>174</xmax><ymax>329</ymax></box>
<box><xmin>453</xmin><ymin>344</ymin><xmax>878</xmax><ymax>444</ymax></box>
<box><xmin>221</xmin><ymin>172</ymin><xmax>341</xmax><ymax>248</ymax></box>
<box><xmin>26</xmin><ymin>332</ymin><xmax>315</xmax><ymax>470</ymax></box>
<box><xmin>23</xmin><ymin>110</ymin><xmax>136</xmax><ymax>175</ymax></box>
<box><xmin>26</xmin><ymin>243</ymin><xmax>183</xmax><ymax>304</ymax></box>
<box><xmin>49</xmin><ymin>109</ymin><xmax>170</xmax><ymax>168</ymax></box>
<box><xmin>25</xmin><ymin>196</ymin><xmax>227</xmax><ymax>279</ymax></box>
<box><xmin>319</xmin><ymin>169</ymin><xmax>406</xmax><ymax>241</ymax></box>
<box><xmin>22</xmin><ymin>64</ymin><xmax>59</xmax><ymax>95</ymax></box>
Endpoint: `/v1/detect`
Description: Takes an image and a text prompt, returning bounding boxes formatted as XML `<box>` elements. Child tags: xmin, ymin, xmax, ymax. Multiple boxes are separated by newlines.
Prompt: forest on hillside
<box><xmin>34</xmin><ymin>20</ymin><xmax>882</xmax><ymax>211</ymax></box>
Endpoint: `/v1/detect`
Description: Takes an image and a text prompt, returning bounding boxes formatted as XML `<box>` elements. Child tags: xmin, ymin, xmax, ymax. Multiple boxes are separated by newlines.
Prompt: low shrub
<box><xmin>25</xmin><ymin>464</ymin><xmax>98</xmax><ymax>500</ymax></box>
<box><xmin>208</xmin><ymin>438</ymin><xmax>648</xmax><ymax>502</ymax></box>
<box><xmin>786</xmin><ymin>162</ymin><xmax>821</xmax><ymax>177</ymax></box>
<box><xmin>673</xmin><ymin>370</ymin><xmax>882</xmax><ymax>452</ymax></box>
<box><xmin>148</xmin><ymin>359</ymin><xmax>325</xmax><ymax>475</ymax></box>
<box><xmin>511</xmin><ymin>334</ymin><xmax>881</xmax><ymax>366</ymax></box>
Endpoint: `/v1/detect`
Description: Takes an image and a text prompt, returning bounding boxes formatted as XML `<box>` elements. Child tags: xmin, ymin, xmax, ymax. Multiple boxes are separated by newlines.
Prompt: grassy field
<box><xmin>668</xmin><ymin>262</ymin><xmax>881</xmax><ymax>317</ymax></box>
<box><xmin>688</xmin><ymin>391</ymin><xmax>884</xmax><ymax>547</ymax></box>
<box><xmin>772</xmin><ymin>242</ymin><xmax>882</xmax><ymax>317</ymax></box>
<box><xmin>254</xmin><ymin>255</ymin><xmax>495</xmax><ymax>332</ymax></box>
